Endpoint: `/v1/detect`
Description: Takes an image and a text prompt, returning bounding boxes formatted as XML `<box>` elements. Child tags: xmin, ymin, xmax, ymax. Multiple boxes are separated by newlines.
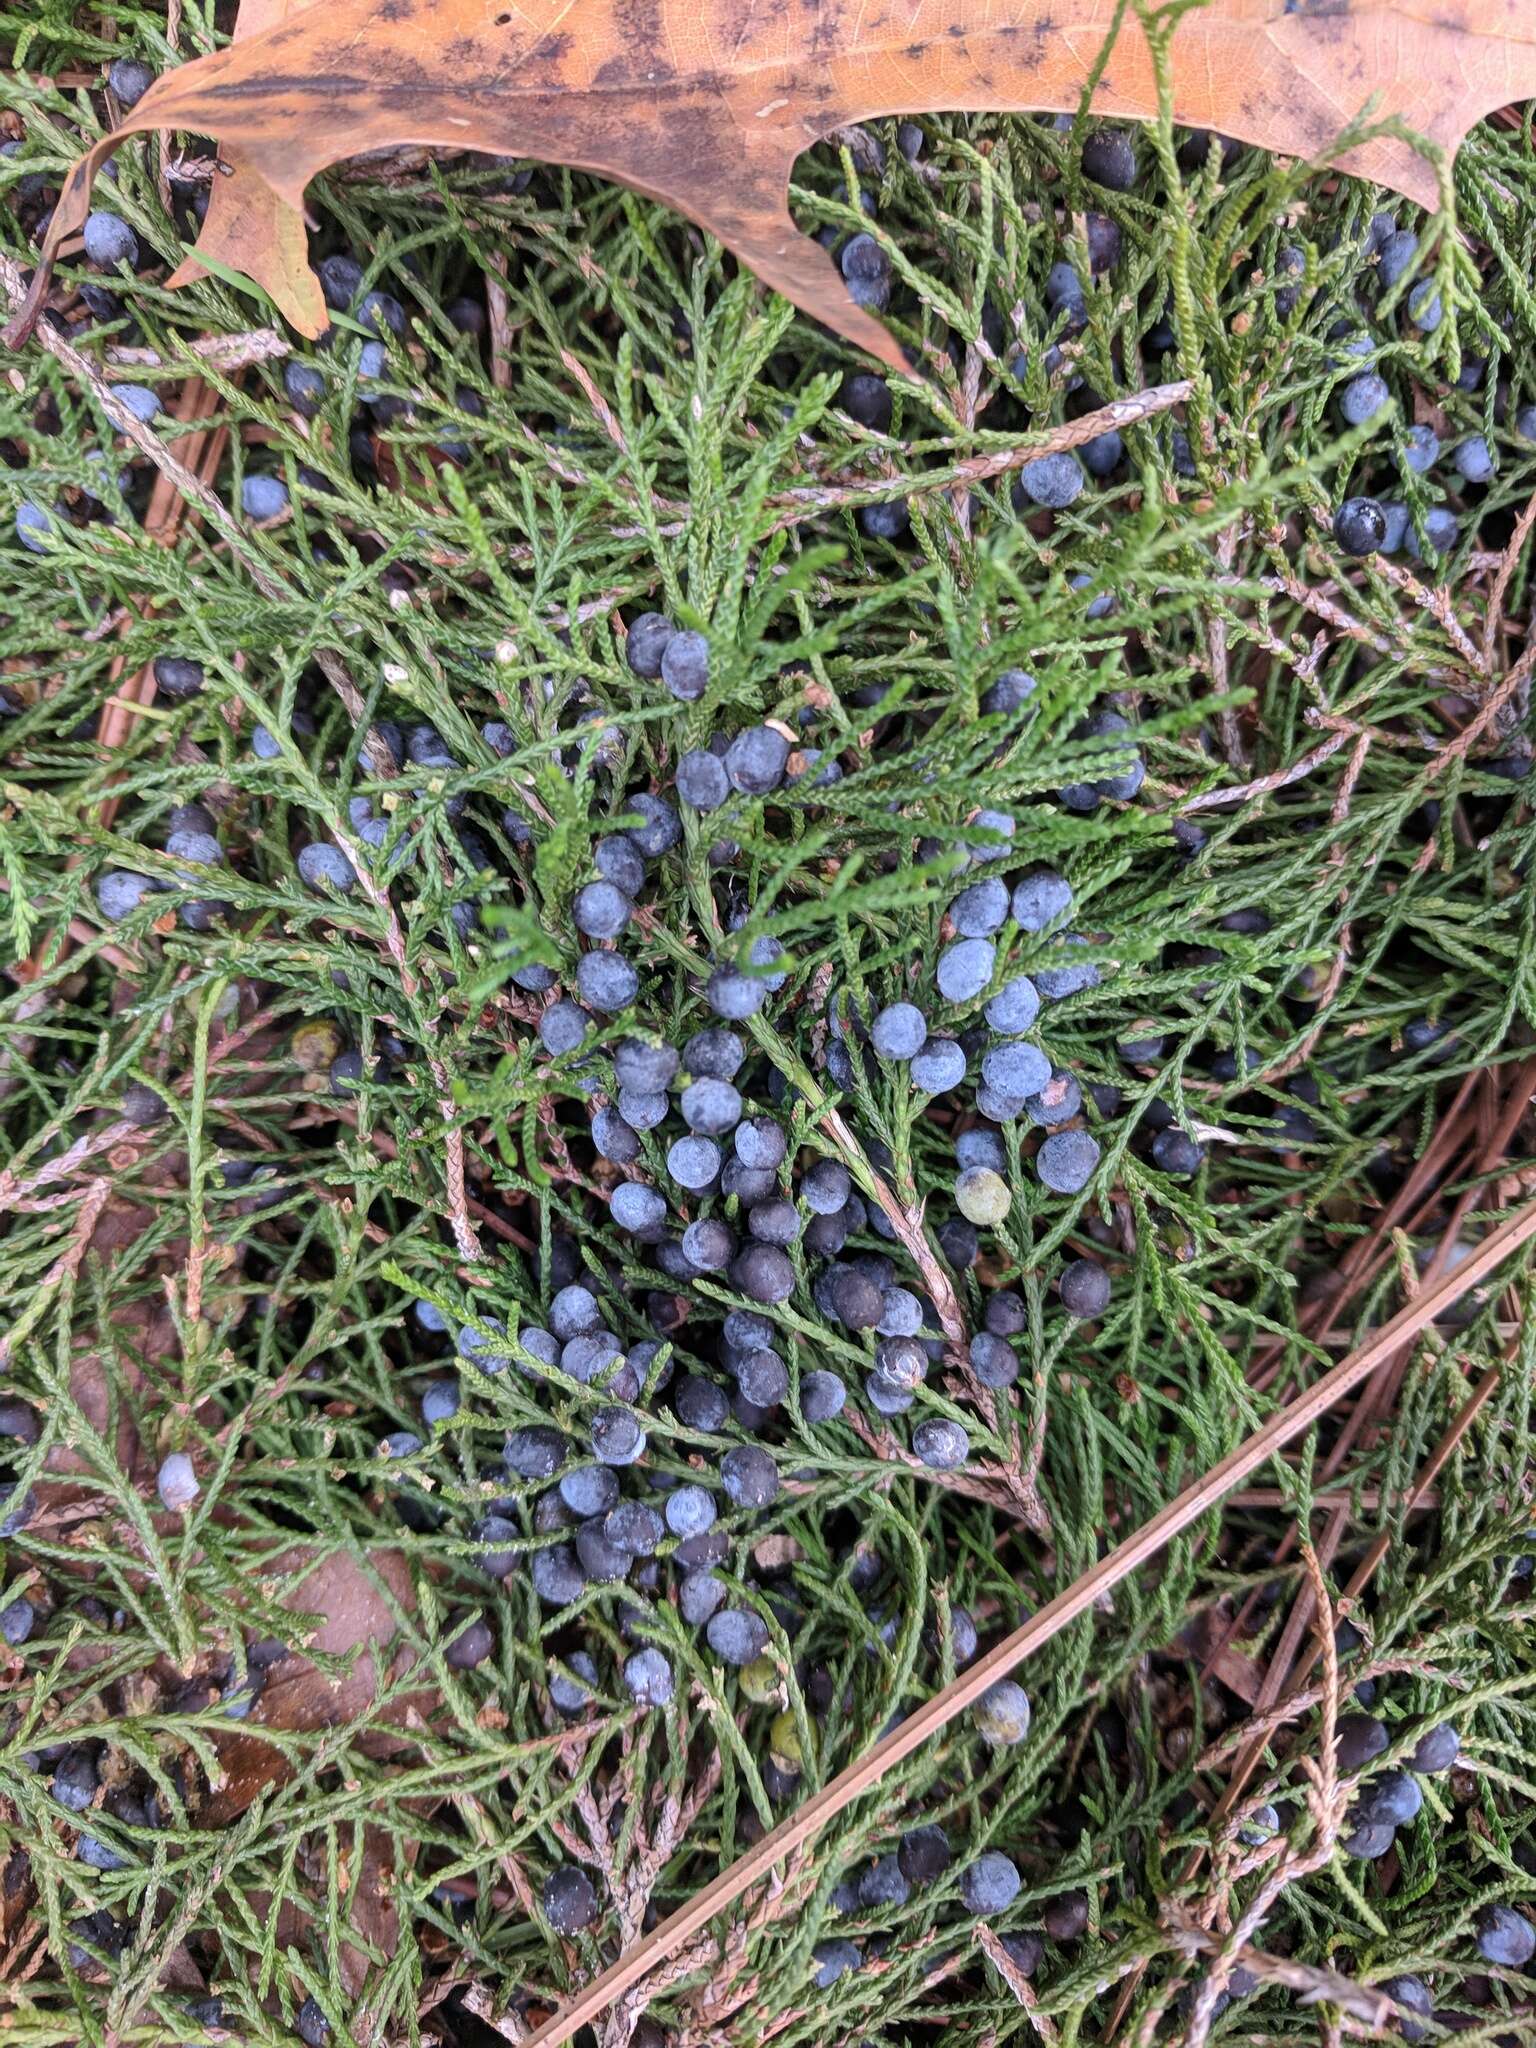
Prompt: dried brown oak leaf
<box><xmin>163</xmin><ymin>0</ymin><xmax>324</xmax><ymax>334</ymax></box>
<box><xmin>10</xmin><ymin>0</ymin><xmax>1536</xmax><ymax>366</ymax></box>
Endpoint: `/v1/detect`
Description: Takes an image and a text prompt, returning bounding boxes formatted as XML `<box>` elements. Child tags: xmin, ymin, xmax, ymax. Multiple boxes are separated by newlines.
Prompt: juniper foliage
<box><xmin>0</xmin><ymin>4</ymin><xmax>1535</xmax><ymax>2043</ymax></box>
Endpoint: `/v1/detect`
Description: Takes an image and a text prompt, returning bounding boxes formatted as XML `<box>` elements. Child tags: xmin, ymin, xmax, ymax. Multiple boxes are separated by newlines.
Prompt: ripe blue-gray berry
<box><xmin>15</xmin><ymin>501</ymin><xmax>56</xmax><ymax>553</ymax></box>
<box><xmin>1082</xmin><ymin>126</ymin><xmax>1136</xmax><ymax>189</ymax></box>
<box><xmin>706</xmin><ymin>964</ymin><xmax>766</xmax><ymax>1020</ymax></box>
<box><xmin>576</xmin><ymin>951</ymin><xmax>638</xmax><ymax>1013</ymax></box>
<box><xmin>531</xmin><ymin>1545</ymin><xmax>586</xmax><ymax>1605</ymax></box>
<box><xmin>1037</xmin><ymin>1129</ymin><xmax>1100</xmax><ymax>1194</ymax></box>
<box><xmin>573</xmin><ymin>879</ymin><xmax>631</xmax><ymax>939</ymax></box>
<box><xmin>1016</xmin><ymin>452</ymin><xmax>1084</xmax><ymax>509</ymax></box>
<box><xmin>284</xmin><ymin>361</ymin><xmax>326</xmax><ymax>417</ymax></box>
<box><xmin>936</xmin><ymin>938</ymin><xmax>995</xmax><ymax>1004</ymax></box>
<box><xmin>982</xmin><ymin>1041</ymin><xmax>1050</xmax><ymax>1098</ymax></box>
<box><xmin>840</xmin><ymin>233</ymin><xmax>891</xmax><ymax>313</ymax></box>
<box><xmin>83</xmin><ymin>210</ymin><xmax>138</xmax><ymax>269</ymax></box>
<box><xmin>1409</xmin><ymin>1722</ymin><xmax>1459</xmax><ymax>1773</ymax></box>
<box><xmin>51</xmin><ymin>1749</ymin><xmax>99</xmax><ymax>1812</ymax></box>
<box><xmin>542</xmin><ymin>1865</ymin><xmax>599</xmax><ymax>1934</ymax></box>
<box><xmin>1151</xmin><ymin>1127</ymin><xmax>1203</xmax><ymax>1176</ymax></box>
<box><xmin>1033</xmin><ymin>939</ymin><xmax>1101</xmax><ymax>1000</ymax></box>
<box><xmin>296</xmin><ymin>843</ymin><xmax>356</xmax><ymax>895</ymax></box>
<box><xmin>625</xmin><ymin>612</ymin><xmax>674</xmax><ymax>677</ymax></box>
<box><xmin>1360</xmin><ymin>1770</ymin><xmax>1422</xmax><ymax>1828</ymax></box>
<box><xmin>898</xmin><ymin>1824</ymin><xmax>951</xmax><ymax>1886</ymax></box>
<box><xmin>910</xmin><ymin>1038</ymin><xmax>966</xmax><ymax>1093</ymax></box>
<box><xmin>611</xmin><ymin>1181</ymin><xmax>668</xmax><ymax>1235</ymax></box>
<box><xmin>950</xmin><ymin>878</ymin><xmax>1009</xmax><ymax>936</ymax></box>
<box><xmin>1454</xmin><ymin>435</ymin><xmax>1495</xmax><ymax>483</ymax></box>
<box><xmin>912</xmin><ymin>1418</ymin><xmax>969</xmax><ymax>1468</ymax></box>
<box><xmin>1059</xmin><ymin>1258</ymin><xmax>1110</xmax><ymax>1316</ymax></box>
<box><xmin>961</xmin><ymin>1851</ymin><xmax>1021</xmax><ymax>1915</ymax></box>
<box><xmin>295</xmin><ymin>1996</ymin><xmax>330</xmax><ymax>2047</ymax></box>
<box><xmin>677</xmin><ymin>749</ymin><xmax>729</xmax><ymax>810</ymax></box>
<box><xmin>96</xmin><ymin>870</ymin><xmax>159</xmax><ymax>920</ymax></box>
<box><xmin>871</xmin><ymin>1002</ymin><xmax>926</xmax><ymax>1060</ymax></box>
<box><xmin>1376</xmin><ymin>227</ymin><xmax>1418</xmax><ymax>288</ymax></box>
<box><xmin>156</xmin><ymin>1451</ymin><xmax>199</xmax><ymax>1511</ymax></box>
<box><xmin>678</xmin><ymin>1570</ymin><xmax>727</xmax><ymax>1625</ymax></box>
<box><xmin>1379</xmin><ymin>1976</ymin><xmax>1431</xmax><ymax>2042</ymax></box>
<box><xmin>589</xmin><ymin>1406</ymin><xmax>645</xmax><ymax>1465</ymax></box>
<box><xmin>1338</xmin><ymin>372</ymin><xmax>1390</xmax><ymax>427</ymax></box>
<box><xmin>981</xmin><ymin>669</ymin><xmax>1035</xmax><ymax>718</ymax></box>
<box><xmin>725</xmin><ymin>727</ymin><xmax>790</xmax><ymax>796</ymax></box>
<box><xmin>684</xmin><ymin>1027</ymin><xmax>744</xmax><ymax>1080</ymax></box>
<box><xmin>241</xmin><ymin>475</ymin><xmax>289</xmax><ymax>521</ymax></box>
<box><xmin>802</xmin><ymin>1158</ymin><xmax>850</xmax><ymax>1213</ymax></box>
<box><xmin>839</xmin><ymin>371</ymin><xmax>892</xmax><ymax>430</ymax></box>
<box><xmin>800</xmin><ymin>1369</ymin><xmax>847</xmax><ymax>1421</ymax></box>
<box><xmin>667</xmin><ymin>1135</ymin><xmax>721</xmax><ymax>1192</ymax></box>
<box><xmin>538</xmin><ymin>1001</ymin><xmax>589</xmax><ymax>1057</ymax></box>
<box><xmin>660</xmin><ymin>630</ymin><xmax>710</xmax><ymax>701</ymax></box>
<box><xmin>1407</xmin><ymin>279</ymin><xmax>1441</xmax><ymax>331</ymax></box>
<box><xmin>446</xmin><ymin>1617</ymin><xmax>494</xmax><ymax>1670</ymax></box>
<box><xmin>812</xmin><ymin>1938</ymin><xmax>861</xmax><ymax>1987</ymax></box>
<box><xmin>623</xmin><ymin>1646</ymin><xmax>674</xmax><ymax>1705</ymax></box>
<box><xmin>664</xmin><ymin>1484</ymin><xmax>717</xmax><ymax>1537</ymax></box>
<box><xmin>968</xmin><ymin>808</ymin><xmax>1015</xmax><ymax>862</ymax></box>
<box><xmin>112</xmin><ymin>382</ymin><xmax>161</xmax><ymax>424</ymax></box>
<box><xmin>706</xmin><ymin>1607</ymin><xmax>769</xmax><ymax>1664</ymax></box>
<box><xmin>1335</xmin><ymin>1713</ymin><xmax>1389</xmax><ymax>1772</ymax></box>
<box><xmin>0</xmin><ymin>1596</ymin><xmax>36</xmax><ymax>1647</ymax></box>
<box><xmin>680</xmin><ymin>1076</ymin><xmax>741</xmax><ymax>1134</ymax></box>
<box><xmin>970</xmin><ymin>1330</ymin><xmax>1018</xmax><ymax>1389</ymax></box>
<box><xmin>624</xmin><ymin>792</ymin><xmax>681</xmax><ymax>858</ymax></box>
<box><xmin>1010</xmin><ymin>868</ymin><xmax>1071</xmax><ymax>933</ymax></box>
<box><xmin>721</xmin><ymin>1443</ymin><xmax>778</xmax><ymax>1508</ymax></box>
<box><xmin>1475</xmin><ymin>1904</ymin><xmax>1535</xmax><ymax>1968</ymax></box>
<box><xmin>1334</xmin><ymin>497</ymin><xmax>1387</xmax><ymax>556</ymax></box>
<box><xmin>107</xmin><ymin>55</ymin><xmax>156</xmax><ymax>103</ymax></box>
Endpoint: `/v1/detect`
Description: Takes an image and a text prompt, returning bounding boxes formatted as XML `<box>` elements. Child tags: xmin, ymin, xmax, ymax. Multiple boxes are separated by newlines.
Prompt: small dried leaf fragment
<box><xmin>200</xmin><ymin>1545</ymin><xmax>422</xmax><ymax>1823</ymax></box>
<box><xmin>9</xmin><ymin>0</ymin><xmax>1536</xmax><ymax>360</ymax></box>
